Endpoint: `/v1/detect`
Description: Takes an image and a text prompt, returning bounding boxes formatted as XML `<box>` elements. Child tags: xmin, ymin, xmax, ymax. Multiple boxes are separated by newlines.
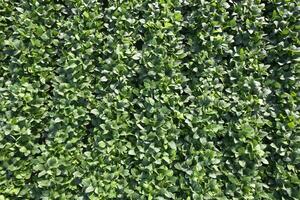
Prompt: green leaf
<box><xmin>128</xmin><ymin>149</ymin><xmax>136</xmax><ymax>155</ymax></box>
<box><xmin>47</xmin><ymin>157</ymin><xmax>58</xmax><ymax>168</ymax></box>
<box><xmin>100</xmin><ymin>76</ymin><xmax>108</xmax><ymax>82</ymax></box>
<box><xmin>98</xmin><ymin>141</ymin><xmax>106</xmax><ymax>148</ymax></box>
<box><xmin>168</xmin><ymin>141</ymin><xmax>177</xmax><ymax>150</ymax></box>
<box><xmin>174</xmin><ymin>12</ymin><xmax>183</xmax><ymax>21</ymax></box>
<box><xmin>83</xmin><ymin>11</ymin><xmax>90</xmax><ymax>18</ymax></box>
<box><xmin>239</xmin><ymin>160</ymin><xmax>246</xmax><ymax>167</ymax></box>
<box><xmin>132</xmin><ymin>52</ymin><xmax>142</xmax><ymax>60</ymax></box>
<box><xmin>85</xmin><ymin>186</ymin><xmax>94</xmax><ymax>193</ymax></box>
<box><xmin>91</xmin><ymin>109</ymin><xmax>99</xmax><ymax>116</ymax></box>
<box><xmin>261</xmin><ymin>158</ymin><xmax>269</xmax><ymax>165</ymax></box>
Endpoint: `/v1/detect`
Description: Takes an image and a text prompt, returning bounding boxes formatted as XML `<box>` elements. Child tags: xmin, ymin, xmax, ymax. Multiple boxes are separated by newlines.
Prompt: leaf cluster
<box><xmin>0</xmin><ymin>0</ymin><xmax>299</xmax><ymax>199</ymax></box>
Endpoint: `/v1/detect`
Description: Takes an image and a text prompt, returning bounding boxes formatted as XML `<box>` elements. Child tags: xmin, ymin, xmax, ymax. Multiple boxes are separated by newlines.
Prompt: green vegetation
<box><xmin>0</xmin><ymin>0</ymin><xmax>299</xmax><ymax>199</ymax></box>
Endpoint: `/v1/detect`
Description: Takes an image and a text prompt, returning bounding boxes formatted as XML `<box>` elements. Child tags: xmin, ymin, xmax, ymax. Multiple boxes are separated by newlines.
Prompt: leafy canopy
<box><xmin>0</xmin><ymin>0</ymin><xmax>299</xmax><ymax>199</ymax></box>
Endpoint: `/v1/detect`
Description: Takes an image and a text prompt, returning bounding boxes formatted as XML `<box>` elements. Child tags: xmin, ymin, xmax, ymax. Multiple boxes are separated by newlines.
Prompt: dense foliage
<box><xmin>0</xmin><ymin>0</ymin><xmax>299</xmax><ymax>199</ymax></box>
